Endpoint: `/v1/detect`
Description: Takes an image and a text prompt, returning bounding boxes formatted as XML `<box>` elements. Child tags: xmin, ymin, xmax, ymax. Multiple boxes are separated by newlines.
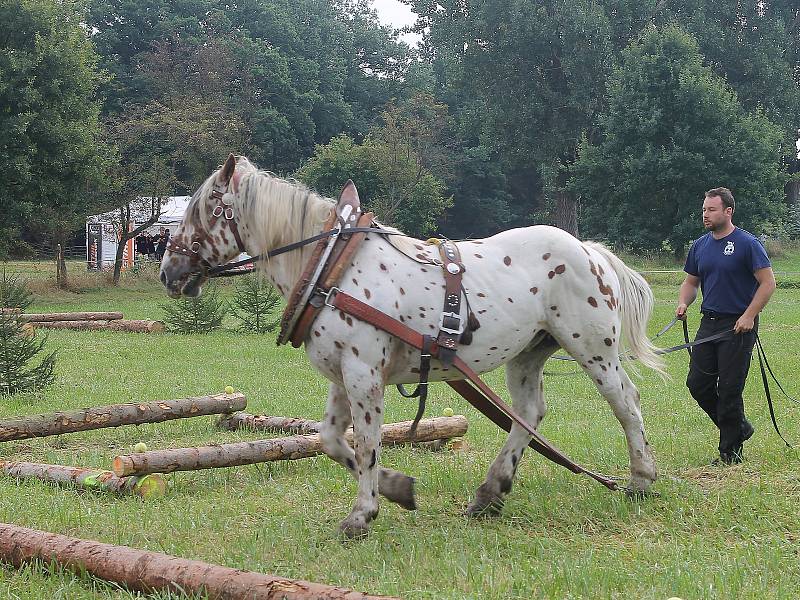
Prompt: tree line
<box><xmin>2</xmin><ymin>0</ymin><xmax>798</xmax><ymax>278</ymax></box>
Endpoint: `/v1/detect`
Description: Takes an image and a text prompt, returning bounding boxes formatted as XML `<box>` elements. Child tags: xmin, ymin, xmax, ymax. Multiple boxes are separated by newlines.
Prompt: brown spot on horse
<box><xmin>588</xmin><ymin>297</ymin><xmax>598</xmax><ymax>307</ymax></box>
<box><xmin>503</xmin><ymin>256</ymin><xmax>512</xmax><ymax>266</ymax></box>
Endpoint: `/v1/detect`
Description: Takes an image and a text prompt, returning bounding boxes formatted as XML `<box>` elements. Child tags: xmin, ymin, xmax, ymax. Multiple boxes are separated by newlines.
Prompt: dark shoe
<box><xmin>711</xmin><ymin>446</ymin><xmax>743</xmax><ymax>466</ymax></box>
<box><xmin>741</xmin><ymin>420</ymin><xmax>754</xmax><ymax>444</ymax></box>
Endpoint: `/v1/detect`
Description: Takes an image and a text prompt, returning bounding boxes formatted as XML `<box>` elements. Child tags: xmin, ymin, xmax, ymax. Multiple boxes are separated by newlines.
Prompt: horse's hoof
<box><xmin>623</xmin><ymin>486</ymin><xmax>659</xmax><ymax>500</ymax></box>
<box><xmin>338</xmin><ymin>516</ymin><xmax>372</xmax><ymax>540</ymax></box>
<box><xmin>380</xmin><ymin>469</ymin><xmax>417</xmax><ymax>510</ymax></box>
<box><xmin>465</xmin><ymin>498</ymin><xmax>504</xmax><ymax>518</ymax></box>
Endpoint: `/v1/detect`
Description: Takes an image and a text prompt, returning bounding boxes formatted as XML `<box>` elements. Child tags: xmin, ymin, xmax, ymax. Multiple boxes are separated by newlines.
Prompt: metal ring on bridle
<box><xmin>212</xmin><ymin>205</ymin><xmax>224</xmax><ymax>218</ymax></box>
<box><xmin>224</xmin><ymin>207</ymin><xmax>235</xmax><ymax>220</ymax></box>
<box><xmin>190</xmin><ymin>241</ymin><xmax>201</xmax><ymax>254</ymax></box>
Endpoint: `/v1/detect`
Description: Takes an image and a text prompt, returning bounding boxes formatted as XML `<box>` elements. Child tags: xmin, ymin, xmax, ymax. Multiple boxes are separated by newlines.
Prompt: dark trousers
<box><xmin>686</xmin><ymin>313</ymin><xmax>757</xmax><ymax>455</ymax></box>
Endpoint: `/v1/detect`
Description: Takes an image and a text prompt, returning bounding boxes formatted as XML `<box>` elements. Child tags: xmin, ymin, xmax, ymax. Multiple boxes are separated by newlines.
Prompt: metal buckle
<box><xmin>439</xmin><ymin>311</ymin><xmax>462</xmax><ymax>334</ymax></box>
<box><xmin>212</xmin><ymin>205</ymin><xmax>223</xmax><ymax>218</ymax></box>
<box><xmin>190</xmin><ymin>241</ymin><xmax>201</xmax><ymax>254</ymax></box>
<box><xmin>323</xmin><ymin>286</ymin><xmax>341</xmax><ymax>309</ymax></box>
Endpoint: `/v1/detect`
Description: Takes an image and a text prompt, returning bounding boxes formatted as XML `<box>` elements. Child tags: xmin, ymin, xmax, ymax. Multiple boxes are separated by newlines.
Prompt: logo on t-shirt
<box><xmin>724</xmin><ymin>241</ymin><xmax>735</xmax><ymax>256</ymax></box>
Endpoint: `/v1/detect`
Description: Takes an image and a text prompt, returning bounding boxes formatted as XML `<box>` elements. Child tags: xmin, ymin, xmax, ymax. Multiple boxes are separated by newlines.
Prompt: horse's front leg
<box><xmin>337</xmin><ymin>360</ymin><xmax>384</xmax><ymax>538</ymax></box>
<box><xmin>319</xmin><ymin>380</ymin><xmax>417</xmax><ymax>529</ymax></box>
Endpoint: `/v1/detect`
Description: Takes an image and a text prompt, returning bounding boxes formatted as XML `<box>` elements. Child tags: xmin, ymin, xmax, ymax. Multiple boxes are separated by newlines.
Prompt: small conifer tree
<box><xmin>161</xmin><ymin>283</ymin><xmax>227</xmax><ymax>334</ymax></box>
<box><xmin>230</xmin><ymin>275</ymin><xmax>280</xmax><ymax>334</ymax></box>
<box><xmin>0</xmin><ymin>312</ymin><xmax>56</xmax><ymax>395</ymax></box>
<box><xmin>0</xmin><ymin>268</ymin><xmax>33</xmax><ymax>310</ymax></box>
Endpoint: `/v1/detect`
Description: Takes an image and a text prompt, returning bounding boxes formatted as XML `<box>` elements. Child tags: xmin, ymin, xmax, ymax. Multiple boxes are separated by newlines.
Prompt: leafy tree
<box><xmin>0</xmin><ymin>312</ymin><xmax>56</xmax><ymax>396</ymax></box>
<box><xmin>652</xmin><ymin>1</ymin><xmax>800</xmax><ymax>147</ymax></box>
<box><xmin>297</xmin><ymin>132</ymin><xmax>452</xmax><ymax>237</ymax></box>
<box><xmin>88</xmin><ymin>0</ymin><xmax>410</xmax><ymax>172</ymax></box>
<box><xmin>0</xmin><ymin>0</ymin><xmax>111</xmax><ymax>274</ymax></box>
<box><xmin>411</xmin><ymin>0</ymin><xmax>615</xmax><ymax>236</ymax></box>
<box><xmin>571</xmin><ymin>25</ymin><xmax>786</xmax><ymax>256</ymax></box>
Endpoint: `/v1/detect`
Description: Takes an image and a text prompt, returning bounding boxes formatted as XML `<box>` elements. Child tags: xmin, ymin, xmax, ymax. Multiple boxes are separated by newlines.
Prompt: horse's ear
<box><xmin>217</xmin><ymin>153</ymin><xmax>236</xmax><ymax>185</ymax></box>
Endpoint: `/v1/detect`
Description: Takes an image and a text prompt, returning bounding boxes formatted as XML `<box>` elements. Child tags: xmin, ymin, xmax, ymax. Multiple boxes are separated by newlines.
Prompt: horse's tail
<box><xmin>583</xmin><ymin>242</ymin><xmax>665</xmax><ymax>375</ymax></box>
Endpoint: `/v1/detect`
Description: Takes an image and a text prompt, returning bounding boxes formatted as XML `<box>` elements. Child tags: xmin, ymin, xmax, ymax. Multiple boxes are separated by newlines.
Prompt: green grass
<box><xmin>1</xmin><ymin>260</ymin><xmax>799</xmax><ymax>599</ymax></box>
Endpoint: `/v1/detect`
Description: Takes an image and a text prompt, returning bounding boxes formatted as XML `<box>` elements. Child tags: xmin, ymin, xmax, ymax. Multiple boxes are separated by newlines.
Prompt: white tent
<box><xmin>85</xmin><ymin>197</ymin><xmax>190</xmax><ymax>271</ymax></box>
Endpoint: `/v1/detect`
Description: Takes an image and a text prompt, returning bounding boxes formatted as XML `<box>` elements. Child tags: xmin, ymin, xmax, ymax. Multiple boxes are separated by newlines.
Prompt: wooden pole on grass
<box><xmin>0</xmin><ymin>461</ymin><xmax>166</xmax><ymax>499</ymax></box>
<box><xmin>217</xmin><ymin>412</ymin><xmax>322</xmax><ymax>434</ymax></box>
<box><xmin>113</xmin><ymin>415</ymin><xmax>469</xmax><ymax>476</ymax></box>
<box><xmin>31</xmin><ymin>319</ymin><xmax>165</xmax><ymax>333</ymax></box>
<box><xmin>218</xmin><ymin>412</ymin><xmax>458</xmax><ymax>450</ymax></box>
<box><xmin>16</xmin><ymin>311</ymin><xmax>124</xmax><ymax>322</ymax></box>
<box><xmin>0</xmin><ymin>393</ymin><xmax>246</xmax><ymax>442</ymax></box>
<box><xmin>0</xmin><ymin>523</ymin><xmax>399</xmax><ymax>600</ymax></box>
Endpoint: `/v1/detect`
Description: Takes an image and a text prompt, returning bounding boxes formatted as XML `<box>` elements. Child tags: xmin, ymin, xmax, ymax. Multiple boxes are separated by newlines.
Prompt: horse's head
<box><xmin>160</xmin><ymin>154</ymin><xmax>246</xmax><ymax>298</ymax></box>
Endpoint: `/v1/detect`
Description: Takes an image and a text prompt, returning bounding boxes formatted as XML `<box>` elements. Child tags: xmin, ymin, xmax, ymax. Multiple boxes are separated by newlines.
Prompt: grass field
<box><xmin>1</xmin><ymin>258</ymin><xmax>799</xmax><ymax>599</ymax></box>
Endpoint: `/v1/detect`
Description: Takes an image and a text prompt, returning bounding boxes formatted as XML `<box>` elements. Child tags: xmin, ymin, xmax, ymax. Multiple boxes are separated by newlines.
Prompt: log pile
<box><xmin>0</xmin><ymin>523</ymin><xmax>398</xmax><ymax>600</ymax></box>
<box><xmin>0</xmin><ymin>461</ymin><xmax>166</xmax><ymax>499</ymax></box>
<box><xmin>114</xmin><ymin>415</ymin><xmax>469</xmax><ymax>476</ymax></box>
<box><xmin>0</xmin><ymin>393</ymin><xmax>247</xmax><ymax>442</ymax></box>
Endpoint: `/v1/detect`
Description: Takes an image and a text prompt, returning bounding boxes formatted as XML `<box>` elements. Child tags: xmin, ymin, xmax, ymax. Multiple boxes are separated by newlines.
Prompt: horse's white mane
<box><xmin>186</xmin><ymin>155</ymin><xmax>421</xmax><ymax>287</ymax></box>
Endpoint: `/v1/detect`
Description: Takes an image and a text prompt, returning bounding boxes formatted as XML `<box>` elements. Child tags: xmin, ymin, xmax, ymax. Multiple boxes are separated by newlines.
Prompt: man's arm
<box><xmin>734</xmin><ymin>267</ymin><xmax>776</xmax><ymax>333</ymax></box>
<box><xmin>676</xmin><ymin>274</ymin><xmax>700</xmax><ymax>320</ymax></box>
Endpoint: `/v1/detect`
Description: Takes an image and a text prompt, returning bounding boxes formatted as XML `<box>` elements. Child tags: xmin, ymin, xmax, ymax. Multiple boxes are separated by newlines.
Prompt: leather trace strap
<box><xmin>328</xmin><ymin>288</ymin><xmax>620</xmax><ymax>491</ymax></box>
<box><xmin>436</xmin><ymin>241</ymin><xmax>465</xmax><ymax>367</ymax></box>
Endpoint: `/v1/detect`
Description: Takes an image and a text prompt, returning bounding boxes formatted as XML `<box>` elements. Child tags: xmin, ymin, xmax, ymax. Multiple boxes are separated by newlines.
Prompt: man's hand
<box><xmin>734</xmin><ymin>314</ymin><xmax>755</xmax><ymax>334</ymax></box>
<box><xmin>676</xmin><ymin>303</ymin><xmax>688</xmax><ymax>321</ymax></box>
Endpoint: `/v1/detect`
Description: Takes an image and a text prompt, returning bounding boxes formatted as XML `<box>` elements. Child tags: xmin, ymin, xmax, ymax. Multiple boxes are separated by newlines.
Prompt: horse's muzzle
<box><xmin>160</xmin><ymin>266</ymin><xmax>204</xmax><ymax>299</ymax></box>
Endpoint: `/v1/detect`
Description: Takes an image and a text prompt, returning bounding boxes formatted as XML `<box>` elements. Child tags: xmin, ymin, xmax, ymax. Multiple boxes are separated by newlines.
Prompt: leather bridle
<box><xmin>165</xmin><ymin>182</ymin><xmax>247</xmax><ymax>276</ymax></box>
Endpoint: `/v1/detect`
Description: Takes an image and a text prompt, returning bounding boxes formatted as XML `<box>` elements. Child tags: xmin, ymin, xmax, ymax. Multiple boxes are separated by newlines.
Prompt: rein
<box><xmin>206</xmin><ymin>226</ymin><xmax>406</xmax><ymax>277</ymax></box>
<box><xmin>552</xmin><ymin>316</ymin><xmax>797</xmax><ymax>447</ymax></box>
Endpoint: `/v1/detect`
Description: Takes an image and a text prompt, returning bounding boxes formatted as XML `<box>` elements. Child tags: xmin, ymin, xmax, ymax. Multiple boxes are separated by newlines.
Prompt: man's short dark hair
<box><xmin>705</xmin><ymin>187</ymin><xmax>735</xmax><ymax>211</ymax></box>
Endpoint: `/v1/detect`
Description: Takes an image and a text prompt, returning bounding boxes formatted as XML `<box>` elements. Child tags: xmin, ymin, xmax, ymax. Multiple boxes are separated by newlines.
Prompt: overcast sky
<box><xmin>372</xmin><ymin>0</ymin><xmax>420</xmax><ymax>46</ymax></box>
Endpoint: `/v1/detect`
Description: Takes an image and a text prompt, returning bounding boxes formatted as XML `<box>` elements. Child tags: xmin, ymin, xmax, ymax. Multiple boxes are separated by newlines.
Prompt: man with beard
<box><xmin>676</xmin><ymin>187</ymin><xmax>776</xmax><ymax>464</ymax></box>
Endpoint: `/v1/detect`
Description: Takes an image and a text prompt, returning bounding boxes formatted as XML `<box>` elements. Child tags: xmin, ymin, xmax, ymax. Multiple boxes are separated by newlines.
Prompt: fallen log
<box><xmin>0</xmin><ymin>461</ymin><xmax>165</xmax><ymax>499</ymax></box>
<box><xmin>217</xmin><ymin>412</ymin><xmax>322</xmax><ymax>434</ymax></box>
<box><xmin>113</xmin><ymin>415</ymin><xmax>468</xmax><ymax>476</ymax></box>
<box><xmin>19</xmin><ymin>311</ymin><xmax>124</xmax><ymax>322</ymax></box>
<box><xmin>0</xmin><ymin>523</ymin><xmax>398</xmax><ymax>600</ymax></box>
<box><xmin>31</xmin><ymin>319</ymin><xmax>165</xmax><ymax>333</ymax></box>
<box><xmin>218</xmin><ymin>412</ymin><xmax>458</xmax><ymax>450</ymax></box>
<box><xmin>0</xmin><ymin>392</ymin><xmax>246</xmax><ymax>442</ymax></box>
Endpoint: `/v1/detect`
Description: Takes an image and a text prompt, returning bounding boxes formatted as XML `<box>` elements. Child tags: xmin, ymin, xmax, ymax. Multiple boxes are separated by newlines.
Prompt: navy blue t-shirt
<box><xmin>684</xmin><ymin>227</ymin><xmax>771</xmax><ymax>315</ymax></box>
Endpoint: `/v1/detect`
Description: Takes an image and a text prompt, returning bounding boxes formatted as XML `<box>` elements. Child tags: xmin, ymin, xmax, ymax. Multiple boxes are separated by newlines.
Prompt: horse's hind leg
<box><xmin>560</xmin><ymin>335</ymin><xmax>657</xmax><ymax>493</ymax></box>
<box><xmin>611</xmin><ymin>366</ymin><xmax>657</xmax><ymax>493</ymax></box>
<box><xmin>466</xmin><ymin>336</ymin><xmax>559</xmax><ymax>517</ymax></box>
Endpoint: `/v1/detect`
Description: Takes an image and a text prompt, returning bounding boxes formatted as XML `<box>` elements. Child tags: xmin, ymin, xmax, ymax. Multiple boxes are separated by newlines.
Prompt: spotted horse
<box><xmin>161</xmin><ymin>154</ymin><xmax>665</xmax><ymax>538</ymax></box>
